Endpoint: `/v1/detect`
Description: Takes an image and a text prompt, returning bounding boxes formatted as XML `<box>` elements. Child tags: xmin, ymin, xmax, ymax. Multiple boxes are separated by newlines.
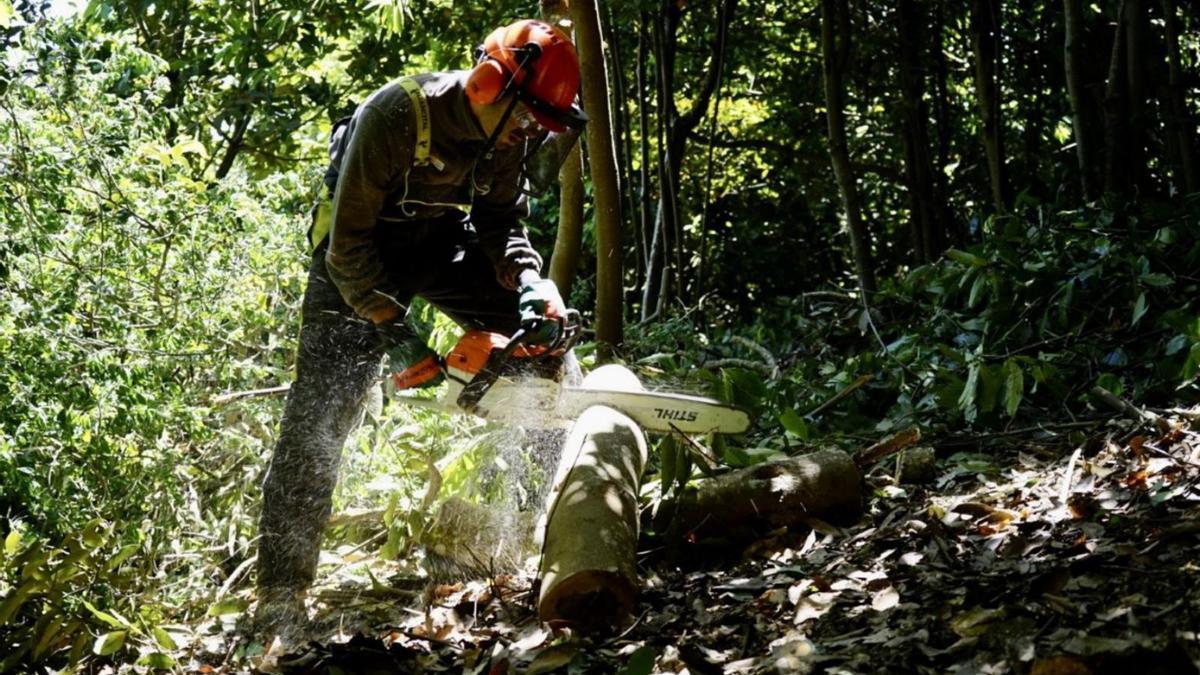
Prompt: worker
<box><xmin>253</xmin><ymin>19</ymin><xmax>587</xmax><ymax>634</ymax></box>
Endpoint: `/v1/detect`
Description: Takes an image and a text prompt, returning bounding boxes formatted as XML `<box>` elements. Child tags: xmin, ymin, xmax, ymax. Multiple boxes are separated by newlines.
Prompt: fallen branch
<box><xmin>806</xmin><ymin>374</ymin><xmax>873</xmax><ymax>419</ymax></box>
<box><xmin>854</xmin><ymin>427</ymin><xmax>922</xmax><ymax>469</ymax></box>
<box><xmin>731</xmin><ymin>336</ymin><xmax>779</xmax><ymax>379</ymax></box>
<box><xmin>1090</xmin><ymin>386</ymin><xmax>1171</xmax><ymax>433</ymax></box>
<box><xmin>934</xmin><ymin>418</ymin><xmax>1108</xmax><ymax>448</ymax></box>
<box><xmin>660</xmin><ymin>448</ymin><xmax>864</xmax><ymax>538</ymax></box>
<box><xmin>701</xmin><ymin>358</ymin><xmax>775</xmax><ymax>376</ymax></box>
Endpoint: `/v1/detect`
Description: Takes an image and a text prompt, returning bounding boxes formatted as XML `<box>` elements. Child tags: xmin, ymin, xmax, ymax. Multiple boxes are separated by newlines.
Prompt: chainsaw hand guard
<box><xmin>455</xmin><ymin>310</ymin><xmax>582</xmax><ymax>415</ymax></box>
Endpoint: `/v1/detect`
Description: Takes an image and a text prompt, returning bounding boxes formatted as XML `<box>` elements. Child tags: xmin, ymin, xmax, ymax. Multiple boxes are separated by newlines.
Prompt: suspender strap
<box><xmin>399</xmin><ymin>77</ymin><xmax>432</xmax><ymax>168</ymax></box>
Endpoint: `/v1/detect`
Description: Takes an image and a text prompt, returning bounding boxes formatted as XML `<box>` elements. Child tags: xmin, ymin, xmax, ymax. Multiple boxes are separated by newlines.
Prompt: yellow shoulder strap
<box><xmin>311</xmin><ymin>78</ymin><xmax>434</xmax><ymax>252</ymax></box>
<box><xmin>399</xmin><ymin>77</ymin><xmax>432</xmax><ymax>167</ymax></box>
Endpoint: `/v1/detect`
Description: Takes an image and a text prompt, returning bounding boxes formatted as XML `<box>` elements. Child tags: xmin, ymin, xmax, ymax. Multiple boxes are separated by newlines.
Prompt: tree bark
<box><xmin>821</xmin><ymin>0</ymin><xmax>876</xmax><ymax>294</ymax></box>
<box><xmin>970</xmin><ymin>0</ymin><xmax>1008</xmax><ymax>211</ymax></box>
<box><xmin>541</xmin><ymin>0</ymin><xmax>585</xmax><ymax>297</ymax></box>
<box><xmin>1161</xmin><ymin>0</ymin><xmax>1198</xmax><ymax>193</ymax></box>
<box><xmin>636</xmin><ymin>15</ymin><xmax>653</xmax><ymax>282</ymax></box>
<box><xmin>897</xmin><ymin>0</ymin><xmax>943</xmax><ymax>264</ymax></box>
<box><xmin>572</xmin><ymin>0</ymin><xmax>624</xmax><ymax>355</ymax></box>
<box><xmin>537</xmin><ymin>367</ymin><xmax>649</xmax><ymax>632</ymax></box>
<box><xmin>1104</xmin><ymin>0</ymin><xmax>1128</xmax><ymax>196</ymax></box>
<box><xmin>549</xmin><ymin>145</ymin><xmax>585</xmax><ymax>296</ymax></box>
<box><xmin>1064</xmin><ymin>0</ymin><xmax>1100</xmax><ymax>199</ymax></box>
<box><xmin>660</xmin><ymin>449</ymin><xmax>864</xmax><ymax>540</ymax></box>
<box><xmin>1124</xmin><ymin>0</ymin><xmax>1148</xmax><ymax>192</ymax></box>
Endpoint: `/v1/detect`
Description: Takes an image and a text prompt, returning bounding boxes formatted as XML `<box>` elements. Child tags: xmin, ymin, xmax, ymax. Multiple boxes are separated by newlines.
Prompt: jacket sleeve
<box><xmin>325</xmin><ymin>101</ymin><xmax>415</xmax><ymax>324</ymax></box>
<box><xmin>470</xmin><ymin>144</ymin><xmax>542</xmax><ymax>290</ymax></box>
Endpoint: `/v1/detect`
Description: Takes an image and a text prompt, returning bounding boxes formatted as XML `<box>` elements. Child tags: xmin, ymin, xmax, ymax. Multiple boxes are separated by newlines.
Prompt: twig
<box><xmin>1089</xmin><ymin>386</ymin><xmax>1170</xmax><ymax>433</ymax></box>
<box><xmin>854</xmin><ymin>427</ymin><xmax>922</xmax><ymax>468</ymax></box>
<box><xmin>701</xmin><ymin>358</ymin><xmax>775</xmax><ymax>376</ymax></box>
<box><xmin>934</xmin><ymin>418</ymin><xmax>1109</xmax><ymax>447</ymax></box>
<box><xmin>669</xmin><ymin>423</ymin><xmax>721</xmax><ymax>472</ymax></box>
<box><xmin>806</xmin><ymin>374</ymin><xmax>873</xmax><ymax>419</ymax></box>
<box><xmin>801</xmin><ymin>290</ymin><xmax>856</xmax><ymax>303</ymax></box>
<box><xmin>215</xmin><ymin>554</ymin><xmax>257</xmax><ymax>600</ymax></box>
<box><xmin>1058</xmin><ymin>447</ymin><xmax>1083</xmax><ymax>506</ymax></box>
<box><xmin>731</xmin><ymin>336</ymin><xmax>780</xmax><ymax>379</ymax></box>
<box><xmin>211</xmin><ymin>384</ymin><xmax>291</xmax><ymax>405</ymax></box>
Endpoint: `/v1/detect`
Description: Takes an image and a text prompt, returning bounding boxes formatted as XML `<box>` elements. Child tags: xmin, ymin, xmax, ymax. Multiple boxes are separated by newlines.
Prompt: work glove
<box><xmin>517</xmin><ymin>275</ymin><xmax>566</xmax><ymax>346</ymax></box>
<box><xmin>376</xmin><ymin>320</ymin><xmax>444</xmax><ymax>390</ymax></box>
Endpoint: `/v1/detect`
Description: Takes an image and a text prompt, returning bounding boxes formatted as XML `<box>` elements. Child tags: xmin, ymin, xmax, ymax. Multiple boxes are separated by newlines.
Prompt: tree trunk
<box><xmin>897</xmin><ymin>0</ymin><xmax>943</xmax><ymax>264</ymax></box>
<box><xmin>1064</xmin><ymin>0</ymin><xmax>1100</xmax><ymax>199</ymax></box>
<box><xmin>537</xmin><ymin>367</ymin><xmax>649</xmax><ymax>632</ymax></box>
<box><xmin>1104</xmin><ymin>0</ymin><xmax>1128</xmax><ymax>196</ymax></box>
<box><xmin>658</xmin><ymin>449</ymin><xmax>864</xmax><ymax>540</ymax></box>
<box><xmin>1161</xmin><ymin>0</ymin><xmax>1197</xmax><ymax>193</ymax></box>
<box><xmin>970</xmin><ymin>0</ymin><xmax>1008</xmax><ymax>211</ymax></box>
<box><xmin>636</xmin><ymin>15</ymin><xmax>653</xmax><ymax>281</ymax></box>
<box><xmin>572</xmin><ymin>0</ymin><xmax>624</xmax><ymax>355</ymax></box>
<box><xmin>821</xmin><ymin>0</ymin><xmax>877</xmax><ymax>294</ymax></box>
<box><xmin>541</xmin><ymin>0</ymin><xmax>585</xmax><ymax>297</ymax></box>
<box><xmin>549</xmin><ymin>145</ymin><xmax>585</xmax><ymax>296</ymax></box>
<box><xmin>1124</xmin><ymin>0</ymin><xmax>1148</xmax><ymax>192</ymax></box>
<box><xmin>214</xmin><ymin>109</ymin><xmax>251</xmax><ymax>179</ymax></box>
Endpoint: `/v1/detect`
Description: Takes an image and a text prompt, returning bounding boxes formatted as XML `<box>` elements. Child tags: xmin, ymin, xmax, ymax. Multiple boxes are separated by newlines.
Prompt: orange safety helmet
<box><xmin>466</xmin><ymin>19</ymin><xmax>588</xmax><ymax>133</ymax></box>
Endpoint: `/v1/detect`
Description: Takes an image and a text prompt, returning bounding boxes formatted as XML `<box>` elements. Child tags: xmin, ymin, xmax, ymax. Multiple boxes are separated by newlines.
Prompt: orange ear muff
<box><xmin>466</xmin><ymin>59</ymin><xmax>508</xmax><ymax>104</ymax></box>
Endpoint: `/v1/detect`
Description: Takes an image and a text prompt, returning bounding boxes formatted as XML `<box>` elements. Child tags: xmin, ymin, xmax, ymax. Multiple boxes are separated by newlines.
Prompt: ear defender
<box><xmin>466</xmin><ymin>58</ymin><xmax>509</xmax><ymax>105</ymax></box>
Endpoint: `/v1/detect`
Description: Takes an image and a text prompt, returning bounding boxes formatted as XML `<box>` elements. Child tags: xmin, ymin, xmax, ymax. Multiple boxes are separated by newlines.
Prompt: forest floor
<box><xmin>189</xmin><ymin>413</ymin><xmax>1200</xmax><ymax>675</ymax></box>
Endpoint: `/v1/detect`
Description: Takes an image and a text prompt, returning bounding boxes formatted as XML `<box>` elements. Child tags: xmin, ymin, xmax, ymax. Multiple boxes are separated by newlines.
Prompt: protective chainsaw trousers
<box><xmin>256</xmin><ymin>222</ymin><xmax>523</xmax><ymax>595</ymax></box>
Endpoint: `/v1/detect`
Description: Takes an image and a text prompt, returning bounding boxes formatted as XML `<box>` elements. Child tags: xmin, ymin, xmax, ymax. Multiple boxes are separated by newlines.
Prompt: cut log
<box><xmin>537</xmin><ymin>365</ymin><xmax>649</xmax><ymax>632</ymax></box>
<box><xmin>663</xmin><ymin>448</ymin><xmax>863</xmax><ymax>538</ymax></box>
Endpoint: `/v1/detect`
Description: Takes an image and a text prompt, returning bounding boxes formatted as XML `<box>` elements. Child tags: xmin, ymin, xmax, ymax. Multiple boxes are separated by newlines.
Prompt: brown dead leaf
<box><xmin>952</xmin><ymin>502</ymin><xmax>996</xmax><ymax>518</ymax></box>
<box><xmin>1067</xmin><ymin>494</ymin><xmax>1099</xmax><ymax>519</ymax></box>
<box><xmin>1031</xmin><ymin>654</ymin><xmax>1093</xmax><ymax>675</ymax></box>
<box><xmin>1130</xmin><ymin>435</ymin><xmax>1146</xmax><ymax>460</ymax></box>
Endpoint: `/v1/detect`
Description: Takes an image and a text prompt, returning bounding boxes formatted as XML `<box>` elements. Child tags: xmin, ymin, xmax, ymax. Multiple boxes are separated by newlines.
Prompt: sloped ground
<box><xmin>190</xmin><ymin>414</ymin><xmax>1200</xmax><ymax>674</ymax></box>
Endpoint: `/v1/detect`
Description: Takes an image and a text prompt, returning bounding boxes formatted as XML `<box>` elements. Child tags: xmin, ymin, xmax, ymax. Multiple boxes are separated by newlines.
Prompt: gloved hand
<box><xmin>376</xmin><ymin>320</ymin><xmax>444</xmax><ymax>390</ymax></box>
<box><xmin>517</xmin><ymin>275</ymin><xmax>565</xmax><ymax>346</ymax></box>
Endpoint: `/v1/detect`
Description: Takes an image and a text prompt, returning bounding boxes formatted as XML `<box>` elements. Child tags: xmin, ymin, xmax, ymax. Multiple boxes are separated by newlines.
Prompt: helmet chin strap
<box><xmin>470</xmin><ymin>44</ymin><xmax>541</xmax><ymax>191</ymax></box>
<box><xmin>470</xmin><ymin>93</ymin><xmax>523</xmax><ymax>195</ymax></box>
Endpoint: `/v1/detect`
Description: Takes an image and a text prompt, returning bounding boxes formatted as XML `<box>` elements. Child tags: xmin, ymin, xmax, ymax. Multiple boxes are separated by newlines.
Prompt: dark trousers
<box><xmin>256</xmin><ymin>222</ymin><xmax>521</xmax><ymax>594</ymax></box>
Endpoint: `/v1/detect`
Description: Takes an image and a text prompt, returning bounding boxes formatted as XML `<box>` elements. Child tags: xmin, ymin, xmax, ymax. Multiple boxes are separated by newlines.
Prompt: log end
<box><xmin>537</xmin><ymin>569</ymin><xmax>638</xmax><ymax>632</ymax></box>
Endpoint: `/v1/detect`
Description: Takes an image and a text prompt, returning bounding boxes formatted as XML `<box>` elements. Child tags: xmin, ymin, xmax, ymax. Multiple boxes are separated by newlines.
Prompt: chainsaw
<box><xmin>392</xmin><ymin>309</ymin><xmax>750</xmax><ymax>435</ymax></box>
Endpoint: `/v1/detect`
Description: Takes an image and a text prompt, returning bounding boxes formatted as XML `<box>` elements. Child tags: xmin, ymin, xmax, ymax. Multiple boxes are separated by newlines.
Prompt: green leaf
<box><xmin>1139</xmin><ymin>272</ymin><xmax>1173</xmax><ymax>288</ymax></box>
<box><xmin>138</xmin><ymin>652</ymin><xmax>176</xmax><ymax>668</ymax></box>
<box><xmin>617</xmin><ymin>646</ymin><xmax>658</xmax><ymax>675</ymax></box>
<box><xmin>526</xmin><ymin>644</ymin><xmax>579</xmax><ymax>675</ymax></box>
<box><xmin>658</xmin><ymin>436</ymin><xmax>678</xmax><ymax>491</ymax></box>
<box><xmin>779</xmin><ymin>409</ymin><xmax>809</xmax><ymax>441</ymax></box>
<box><xmin>968</xmin><ymin>273</ymin><xmax>988</xmax><ymax>308</ymax></box>
<box><xmin>93</xmin><ymin>630</ymin><xmax>126</xmax><ymax>656</ymax></box>
<box><xmin>206</xmin><ymin>596</ymin><xmax>248</xmax><ymax>617</ymax></box>
<box><xmin>1131</xmin><ymin>292</ymin><xmax>1148</xmax><ymax>326</ymax></box>
<box><xmin>958</xmin><ymin>362</ymin><xmax>980</xmax><ymax>422</ymax></box>
<box><xmin>1165</xmin><ymin>334</ymin><xmax>1189</xmax><ymax>356</ymax></box>
<box><xmin>82</xmin><ymin>599</ymin><xmax>127</xmax><ymax>629</ymax></box>
<box><xmin>1096</xmin><ymin>373</ymin><xmax>1124</xmax><ymax>397</ymax></box>
<box><xmin>3</xmin><ymin>526</ymin><xmax>21</xmax><ymax>556</ymax></box>
<box><xmin>945</xmin><ymin>249</ymin><xmax>987</xmax><ymax>267</ymax></box>
<box><xmin>0</xmin><ymin>0</ymin><xmax>14</xmax><ymax>28</ymax></box>
<box><xmin>1182</xmin><ymin>343</ymin><xmax>1200</xmax><ymax>382</ymax></box>
<box><xmin>1003</xmin><ymin>360</ymin><xmax>1024</xmax><ymax>418</ymax></box>
<box><xmin>152</xmin><ymin>626</ymin><xmax>178</xmax><ymax>650</ymax></box>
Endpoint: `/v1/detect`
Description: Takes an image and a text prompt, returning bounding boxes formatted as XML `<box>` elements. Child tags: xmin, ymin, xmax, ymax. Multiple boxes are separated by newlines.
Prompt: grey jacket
<box><xmin>324</xmin><ymin>70</ymin><xmax>542</xmax><ymax>323</ymax></box>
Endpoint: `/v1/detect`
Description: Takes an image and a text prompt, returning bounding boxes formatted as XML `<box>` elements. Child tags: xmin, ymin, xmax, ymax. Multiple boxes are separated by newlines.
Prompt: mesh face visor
<box><xmin>520</xmin><ymin>127</ymin><xmax>583</xmax><ymax>197</ymax></box>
